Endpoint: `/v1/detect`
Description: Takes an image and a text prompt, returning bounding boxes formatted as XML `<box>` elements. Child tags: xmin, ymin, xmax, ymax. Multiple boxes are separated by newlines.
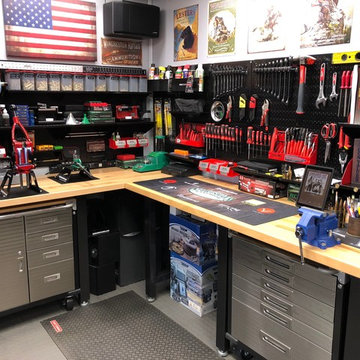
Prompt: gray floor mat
<box><xmin>41</xmin><ymin>291</ymin><xmax>220</xmax><ymax>360</ymax></box>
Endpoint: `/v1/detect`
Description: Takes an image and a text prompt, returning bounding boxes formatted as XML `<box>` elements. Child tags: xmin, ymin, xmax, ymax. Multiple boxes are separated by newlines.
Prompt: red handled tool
<box><xmin>247</xmin><ymin>126</ymin><xmax>253</xmax><ymax>160</ymax></box>
<box><xmin>296</xmin><ymin>56</ymin><xmax>316</xmax><ymax>115</ymax></box>
<box><xmin>321</xmin><ymin>123</ymin><xmax>337</xmax><ymax>164</ymax></box>
<box><xmin>260</xmin><ymin>99</ymin><xmax>270</xmax><ymax>131</ymax></box>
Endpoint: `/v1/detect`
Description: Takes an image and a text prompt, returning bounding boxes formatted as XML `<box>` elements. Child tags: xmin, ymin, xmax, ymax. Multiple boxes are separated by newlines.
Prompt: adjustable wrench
<box><xmin>329</xmin><ymin>72</ymin><xmax>338</xmax><ymax>102</ymax></box>
<box><xmin>315</xmin><ymin>63</ymin><xmax>327</xmax><ymax>109</ymax></box>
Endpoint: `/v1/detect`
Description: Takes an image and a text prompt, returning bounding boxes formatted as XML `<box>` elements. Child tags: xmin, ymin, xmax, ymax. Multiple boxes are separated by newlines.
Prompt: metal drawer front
<box><xmin>0</xmin><ymin>217</ymin><xmax>29</xmax><ymax>312</ymax></box>
<box><xmin>28</xmin><ymin>259</ymin><xmax>74</xmax><ymax>302</ymax></box>
<box><xmin>25</xmin><ymin>208</ymin><xmax>72</xmax><ymax>234</ymax></box>
<box><xmin>232</xmin><ymin>286</ymin><xmax>332</xmax><ymax>352</ymax></box>
<box><xmin>27</xmin><ymin>242</ymin><xmax>74</xmax><ymax>269</ymax></box>
<box><xmin>233</xmin><ymin>263</ymin><xmax>335</xmax><ymax>322</ymax></box>
<box><xmin>231</xmin><ymin>298</ymin><xmax>331</xmax><ymax>360</ymax></box>
<box><xmin>26</xmin><ymin>225</ymin><xmax>73</xmax><ymax>251</ymax></box>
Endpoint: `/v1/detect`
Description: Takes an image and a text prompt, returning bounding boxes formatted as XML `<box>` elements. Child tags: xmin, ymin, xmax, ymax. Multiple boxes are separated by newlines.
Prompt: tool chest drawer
<box><xmin>28</xmin><ymin>259</ymin><xmax>75</xmax><ymax>302</ymax></box>
<box><xmin>232</xmin><ymin>285</ymin><xmax>333</xmax><ymax>351</ymax></box>
<box><xmin>25</xmin><ymin>207</ymin><xmax>72</xmax><ymax>234</ymax></box>
<box><xmin>27</xmin><ymin>242</ymin><xmax>74</xmax><ymax>269</ymax></box>
<box><xmin>26</xmin><ymin>225</ymin><xmax>73</xmax><ymax>251</ymax></box>
<box><xmin>232</xmin><ymin>235</ymin><xmax>338</xmax><ymax>291</ymax></box>
<box><xmin>233</xmin><ymin>273</ymin><xmax>334</xmax><ymax>333</ymax></box>
<box><xmin>231</xmin><ymin>298</ymin><xmax>331</xmax><ymax>360</ymax></box>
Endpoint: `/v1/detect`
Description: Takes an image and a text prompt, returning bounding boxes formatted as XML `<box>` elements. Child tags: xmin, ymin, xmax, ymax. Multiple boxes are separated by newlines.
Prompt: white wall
<box><xmin>152</xmin><ymin>0</ymin><xmax>360</xmax><ymax>67</ymax></box>
<box><xmin>0</xmin><ymin>0</ymin><xmax>150</xmax><ymax>68</ymax></box>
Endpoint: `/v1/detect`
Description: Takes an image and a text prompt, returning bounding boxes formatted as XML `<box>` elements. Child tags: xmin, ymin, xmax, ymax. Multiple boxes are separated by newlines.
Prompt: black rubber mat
<box><xmin>41</xmin><ymin>291</ymin><xmax>219</xmax><ymax>360</ymax></box>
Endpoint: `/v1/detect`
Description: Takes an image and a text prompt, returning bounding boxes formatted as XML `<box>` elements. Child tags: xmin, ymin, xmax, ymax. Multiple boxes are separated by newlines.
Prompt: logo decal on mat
<box><xmin>50</xmin><ymin>320</ymin><xmax>63</xmax><ymax>333</ymax></box>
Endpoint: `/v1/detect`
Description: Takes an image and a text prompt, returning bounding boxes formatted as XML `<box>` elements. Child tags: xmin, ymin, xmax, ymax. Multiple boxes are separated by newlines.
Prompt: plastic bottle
<box><xmin>165</xmin><ymin>66</ymin><xmax>173</xmax><ymax>80</ymax></box>
<box><xmin>2</xmin><ymin>108</ymin><xmax>10</xmax><ymax>126</ymax></box>
<box><xmin>154</xmin><ymin>67</ymin><xmax>160</xmax><ymax>80</ymax></box>
<box><xmin>158</xmin><ymin>66</ymin><xmax>166</xmax><ymax>79</ymax></box>
<box><xmin>175</xmin><ymin>66</ymin><xmax>183</xmax><ymax>79</ymax></box>
<box><xmin>116</xmin><ymin>132</ymin><xmax>121</xmax><ymax>141</ymax></box>
<box><xmin>195</xmin><ymin>64</ymin><xmax>204</xmax><ymax>92</ymax></box>
<box><xmin>149</xmin><ymin>63</ymin><xmax>156</xmax><ymax>80</ymax></box>
<box><xmin>183</xmin><ymin>65</ymin><xmax>190</xmax><ymax>79</ymax></box>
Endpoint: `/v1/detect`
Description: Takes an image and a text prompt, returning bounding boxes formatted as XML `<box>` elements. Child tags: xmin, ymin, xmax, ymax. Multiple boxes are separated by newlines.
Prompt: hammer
<box><xmin>296</xmin><ymin>55</ymin><xmax>316</xmax><ymax>115</ymax></box>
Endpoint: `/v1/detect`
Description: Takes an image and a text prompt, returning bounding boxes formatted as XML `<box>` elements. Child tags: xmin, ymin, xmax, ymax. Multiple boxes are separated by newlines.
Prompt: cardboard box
<box><xmin>169</xmin><ymin>213</ymin><xmax>217</xmax><ymax>266</ymax></box>
<box><xmin>170</xmin><ymin>252</ymin><xmax>217</xmax><ymax>317</ymax></box>
<box><xmin>239</xmin><ymin>174</ymin><xmax>287</xmax><ymax>199</ymax></box>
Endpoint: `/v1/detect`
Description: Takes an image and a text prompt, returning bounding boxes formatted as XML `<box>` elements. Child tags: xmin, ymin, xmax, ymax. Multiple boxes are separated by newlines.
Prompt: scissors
<box><xmin>321</xmin><ymin>123</ymin><xmax>337</xmax><ymax>164</ymax></box>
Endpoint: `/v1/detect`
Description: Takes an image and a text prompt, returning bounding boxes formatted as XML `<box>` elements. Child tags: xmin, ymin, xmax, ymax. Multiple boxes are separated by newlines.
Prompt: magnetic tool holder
<box><xmin>268</xmin><ymin>128</ymin><xmax>318</xmax><ymax>165</ymax></box>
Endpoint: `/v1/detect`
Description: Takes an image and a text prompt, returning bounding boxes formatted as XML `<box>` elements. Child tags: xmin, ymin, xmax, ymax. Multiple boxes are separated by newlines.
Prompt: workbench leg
<box><xmin>75</xmin><ymin>197</ymin><xmax>90</xmax><ymax>305</ymax></box>
<box><xmin>144</xmin><ymin>197</ymin><xmax>158</xmax><ymax>300</ymax></box>
<box><xmin>216</xmin><ymin>225</ymin><xmax>230</xmax><ymax>355</ymax></box>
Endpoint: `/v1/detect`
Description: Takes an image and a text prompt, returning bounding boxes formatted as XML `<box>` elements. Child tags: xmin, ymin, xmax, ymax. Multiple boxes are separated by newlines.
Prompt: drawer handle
<box><xmin>263</xmin><ymin>307</ymin><xmax>289</xmax><ymax>327</ymax></box>
<box><xmin>263</xmin><ymin>280</ymin><xmax>289</xmax><ymax>298</ymax></box>
<box><xmin>264</xmin><ymin>268</ymin><xmax>290</xmax><ymax>283</ymax></box>
<box><xmin>261</xmin><ymin>334</ymin><xmax>287</xmax><ymax>354</ymax></box>
<box><xmin>43</xmin><ymin>250</ymin><xmax>60</xmax><ymax>259</ymax></box>
<box><xmin>17</xmin><ymin>257</ymin><xmax>24</xmax><ymax>273</ymax></box>
<box><xmin>265</xmin><ymin>255</ymin><xmax>291</xmax><ymax>270</ymax></box>
<box><xmin>41</xmin><ymin>216</ymin><xmax>58</xmax><ymax>225</ymax></box>
<box><xmin>44</xmin><ymin>273</ymin><xmax>61</xmax><ymax>283</ymax></box>
<box><xmin>263</xmin><ymin>295</ymin><xmax>289</xmax><ymax>313</ymax></box>
<box><xmin>42</xmin><ymin>233</ymin><xmax>59</xmax><ymax>242</ymax></box>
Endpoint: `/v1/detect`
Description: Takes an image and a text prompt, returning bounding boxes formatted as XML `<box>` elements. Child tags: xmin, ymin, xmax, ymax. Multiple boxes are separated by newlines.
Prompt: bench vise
<box><xmin>295</xmin><ymin>207</ymin><xmax>339</xmax><ymax>264</ymax></box>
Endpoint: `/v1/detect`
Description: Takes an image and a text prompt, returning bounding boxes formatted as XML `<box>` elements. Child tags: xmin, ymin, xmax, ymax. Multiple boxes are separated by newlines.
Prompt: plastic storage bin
<box><xmin>21</xmin><ymin>72</ymin><xmax>35</xmax><ymax>91</ymax></box>
<box><xmin>5</xmin><ymin>70</ymin><xmax>21</xmax><ymax>90</ymax></box>
<box><xmin>84</xmin><ymin>74</ymin><xmax>96</xmax><ymax>91</ymax></box>
<box><xmin>61</xmin><ymin>73</ymin><xmax>73</xmax><ymax>91</ymax></box>
<box><xmin>73</xmin><ymin>74</ymin><xmax>84</xmax><ymax>91</ymax></box>
<box><xmin>95</xmin><ymin>75</ymin><xmax>107</xmax><ymax>91</ymax></box>
<box><xmin>106</xmin><ymin>75</ymin><xmax>119</xmax><ymax>92</ymax></box>
<box><xmin>139</xmin><ymin>76</ymin><xmax>148</xmax><ymax>92</ymax></box>
<box><xmin>35</xmin><ymin>72</ymin><xmax>48</xmax><ymax>91</ymax></box>
<box><xmin>129</xmin><ymin>76</ymin><xmax>139</xmax><ymax>92</ymax></box>
<box><xmin>119</xmin><ymin>76</ymin><xmax>129</xmax><ymax>92</ymax></box>
<box><xmin>48</xmin><ymin>73</ymin><xmax>61</xmax><ymax>91</ymax></box>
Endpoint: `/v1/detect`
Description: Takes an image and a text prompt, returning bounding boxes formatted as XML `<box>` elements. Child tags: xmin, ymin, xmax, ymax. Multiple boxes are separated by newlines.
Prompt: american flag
<box><xmin>3</xmin><ymin>0</ymin><xmax>97</xmax><ymax>62</ymax></box>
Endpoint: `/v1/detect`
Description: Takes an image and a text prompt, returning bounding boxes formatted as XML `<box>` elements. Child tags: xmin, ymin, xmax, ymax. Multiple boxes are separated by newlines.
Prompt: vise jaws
<box><xmin>295</xmin><ymin>207</ymin><xmax>339</xmax><ymax>265</ymax></box>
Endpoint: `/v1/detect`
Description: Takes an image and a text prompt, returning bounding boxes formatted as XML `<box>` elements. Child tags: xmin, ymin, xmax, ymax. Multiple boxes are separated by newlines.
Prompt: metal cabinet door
<box><xmin>0</xmin><ymin>217</ymin><xmax>29</xmax><ymax>312</ymax></box>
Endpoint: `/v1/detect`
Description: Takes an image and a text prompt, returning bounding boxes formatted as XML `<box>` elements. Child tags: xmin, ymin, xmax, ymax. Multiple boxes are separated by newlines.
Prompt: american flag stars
<box><xmin>4</xmin><ymin>0</ymin><xmax>52</xmax><ymax>29</ymax></box>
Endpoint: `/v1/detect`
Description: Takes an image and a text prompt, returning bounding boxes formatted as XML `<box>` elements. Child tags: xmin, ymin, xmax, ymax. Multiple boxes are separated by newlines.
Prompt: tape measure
<box><xmin>332</xmin><ymin>51</ymin><xmax>360</xmax><ymax>64</ymax></box>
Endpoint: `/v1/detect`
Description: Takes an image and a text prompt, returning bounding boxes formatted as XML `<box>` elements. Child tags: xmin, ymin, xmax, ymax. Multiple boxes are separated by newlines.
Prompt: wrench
<box><xmin>315</xmin><ymin>63</ymin><xmax>327</xmax><ymax>109</ymax></box>
<box><xmin>329</xmin><ymin>72</ymin><xmax>338</xmax><ymax>102</ymax></box>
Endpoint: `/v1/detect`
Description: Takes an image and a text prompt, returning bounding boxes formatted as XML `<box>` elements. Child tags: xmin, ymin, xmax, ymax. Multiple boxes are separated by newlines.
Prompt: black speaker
<box><xmin>90</xmin><ymin>264</ymin><xmax>116</xmax><ymax>295</ymax></box>
<box><xmin>89</xmin><ymin>231</ymin><xmax>120</xmax><ymax>266</ymax></box>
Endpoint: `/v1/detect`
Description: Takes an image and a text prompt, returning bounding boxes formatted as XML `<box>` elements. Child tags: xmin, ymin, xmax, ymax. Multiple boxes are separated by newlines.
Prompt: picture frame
<box><xmin>296</xmin><ymin>165</ymin><xmax>333</xmax><ymax>211</ymax></box>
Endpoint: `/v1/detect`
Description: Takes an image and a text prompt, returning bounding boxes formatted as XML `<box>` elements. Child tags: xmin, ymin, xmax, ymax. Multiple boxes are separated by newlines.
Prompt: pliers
<box><xmin>260</xmin><ymin>99</ymin><xmax>269</xmax><ymax>131</ymax></box>
<box><xmin>225</xmin><ymin>96</ymin><xmax>233</xmax><ymax>123</ymax></box>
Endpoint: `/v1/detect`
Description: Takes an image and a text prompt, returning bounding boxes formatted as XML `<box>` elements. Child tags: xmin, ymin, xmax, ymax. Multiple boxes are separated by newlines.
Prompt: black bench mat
<box><xmin>0</xmin><ymin>186</ymin><xmax>47</xmax><ymax>200</ymax></box>
<box><xmin>49</xmin><ymin>174</ymin><xmax>98</xmax><ymax>184</ymax></box>
<box><xmin>41</xmin><ymin>291</ymin><xmax>219</xmax><ymax>360</ymax></box>
<box><xmin>136</xmin><ymin>177</ymin><xmax>298</xmax><ymax>226</ymax></box>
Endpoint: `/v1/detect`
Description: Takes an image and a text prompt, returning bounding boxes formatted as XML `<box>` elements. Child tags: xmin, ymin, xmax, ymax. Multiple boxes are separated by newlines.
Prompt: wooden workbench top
<box><xmin>1</xmin><ymin>168</ymin><xmax>360</xmax><ymax>278</ymax></box>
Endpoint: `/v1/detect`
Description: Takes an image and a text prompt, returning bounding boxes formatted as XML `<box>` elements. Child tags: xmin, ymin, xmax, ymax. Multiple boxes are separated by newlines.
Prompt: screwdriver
<box><xmin>247</xmin><ymin>126</ymin><xmax>253</xmax><ymax>160</ymax></box>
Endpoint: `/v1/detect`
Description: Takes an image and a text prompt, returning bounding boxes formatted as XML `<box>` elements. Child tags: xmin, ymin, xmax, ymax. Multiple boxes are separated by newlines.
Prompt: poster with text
<box><xmin>101</xmin><ymin>38</ymin><xmax>142</xmax><ymax>66</ymax></box>
<box><xmin>300</xmin><ymin>0</ymin><xmax>354</xmax><ymax>48</ymax></box>
<box><xmin>208</xmin><ymin>0</ymin><xmax>236</xmax><ymax>56</ymax></box>
<box><xmin>174</xmin><ymin>5</ymin><xmax>198</xmax><ymax>62</ymax></box>
<box><xmin>247</xmin><ymin>0</ymin><xmax>286</xmax><ymax>53</ymax></box>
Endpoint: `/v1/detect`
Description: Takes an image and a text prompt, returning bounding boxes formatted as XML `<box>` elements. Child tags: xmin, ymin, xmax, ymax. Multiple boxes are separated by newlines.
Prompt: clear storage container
<box><xmin>106</xmin><ymin>75</ymin><xmax>119</xmax><ymax>92</ymax></box>
<box><xmin>119</xmin><ymin>76</ymin><xmax>129</xmax><ymax>92</ymax></box>
<box><xmin>96</xmin><ymin>74</ymin><xmax>107</xmax><ymax>91</ymax></box>
<box><xmin>139</xmin><ymin>76</ymin><xmax>148</xmax><ymax>93</ymax></box>
<box><xmin>5</xmin><ymin>70</ymin><xmax>21</xmax><ymax>90</ymax></box>
<box><xmin>21</xmin><ymin>71</ymin><xmax>35</xmax><ymax>91</ymax></box>
<box><xmin>129</xmin><ymin>76</ymin><xmax>139</xmax><ymax>92</ymax></box>
<box><xmin>84</xmin><ymin>74</ymin><xmax>96</xmax><ymax>91</ymax></box>
<box><xmin>48</xmin><ymin>73</ymin><xmax>61</xmax><ymax>91</ymax></box>
<box><xmin>61</xmin><ymin>73</ymin><xmax>73</xmax><ymax>91</ymax></box>
<box><xmin>73</xmin><ymin>74</ymin><xmax>85</xmax><ymax>91</ymax></box>
<box><xmin>35</xmin><ymin>72</ymin><xmax>48</xmax><ymax>91</ymax></box>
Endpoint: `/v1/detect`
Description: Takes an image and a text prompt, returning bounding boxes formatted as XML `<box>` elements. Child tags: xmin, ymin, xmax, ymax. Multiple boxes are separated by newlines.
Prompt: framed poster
<box><xmin>207</xmin><ymin>0</ymin><xmax>236</xmax><ymax>56</ymax></box>
<box><xmin>300</xmin><ymin>0</ymin><xmax>354</xmax><ymax>48</ymax></box>
<box><xmin>101</xmin><ymin>38</ymin><xmax>142</xmax><ymax>66</ymax></box>
<box><xmin>247</xmin><ymin>0</ymin><xmax>286</xmax><ymax>54</ymax></box>
<box><xmin>2</xmin><ymin>0</ymin><xmax>97</xmax><ymax>62</ymax></box>
<box><xmin>174</xmin><ymin>5</ymin><xmax>198</xmax><ymax>62</ymax></box>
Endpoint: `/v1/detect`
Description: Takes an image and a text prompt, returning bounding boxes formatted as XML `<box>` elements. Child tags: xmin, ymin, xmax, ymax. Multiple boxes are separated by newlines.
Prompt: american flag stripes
<box><xmin>3</xmin><ymin>0</ymin><xmax>97</xmax><ymax>62</ymax></box>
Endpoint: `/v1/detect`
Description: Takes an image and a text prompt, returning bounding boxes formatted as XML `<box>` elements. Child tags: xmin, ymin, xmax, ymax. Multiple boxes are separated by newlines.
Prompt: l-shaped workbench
<box><xmin>1</xmin><ymin>167</ymin><xmax>360</xmax><ymax>358</ymax></box>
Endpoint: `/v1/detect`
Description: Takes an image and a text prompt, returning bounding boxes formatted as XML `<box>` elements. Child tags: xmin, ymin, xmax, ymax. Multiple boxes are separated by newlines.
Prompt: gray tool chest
<box><xmin>230</xmin><ymin>233</ymin><xmax>340</xmax><ymax>360</ymax></box>
<box><xmin>0</xmin><ymin>202</ymin><xmax>75</xmax><ymax>312</ymax></box>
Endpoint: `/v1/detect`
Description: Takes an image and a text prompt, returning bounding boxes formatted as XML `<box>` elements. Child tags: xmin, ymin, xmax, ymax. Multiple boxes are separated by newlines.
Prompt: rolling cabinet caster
<box><xmin>146</xmin><ymin>296</ymin><xmax>156</xmax><ymax>303</ymax></box>
<box><xmin>217</xmin><ymin>349</ymin><xmax>228</xmax><ymax>357</ymax></box>
<box><xmin>63</xmin><ymin>297</ymin><xmax>74</xmax><ymax>311</ymax></box>
<box><xmin>240</xmin><ymin>350</ymin><xmax>253</xmax><ymax>360</ymax></box>
<box><xmin>80</xmin><ymin>300</ymin><xmax>89</xmax><ymax>307</ymax></box>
